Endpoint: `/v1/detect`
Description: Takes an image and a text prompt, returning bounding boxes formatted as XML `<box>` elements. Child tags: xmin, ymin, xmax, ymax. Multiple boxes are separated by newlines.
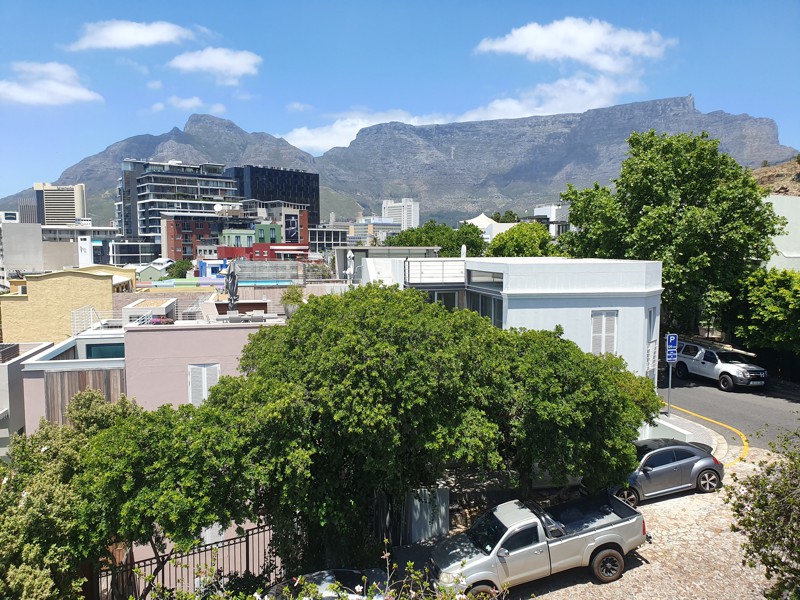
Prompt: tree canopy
<box><xmin>559</xmin><ymin>130</ymin><xmax>785</xmax><ymax>331</ymax></box>
<box><xmin>166</xmin><ymin>259</ymin><xmax>193</xmax><ymax>279</ymax></box>
<box><xmin>491</xmin><ymin>210</ymin><xmax>519</xmax><ymax>223</ymax></box>
<box><xmin>208</xmin><ymin>284</ymin><xmax>660</xmax><ymax>569</ymax></box>
<box><xmin>485</xmin><ymin>222</ymin><xmax>560</xmax><ymax>257</ymax></box>
<box><xmin>383</xmin><ymin>220</ymin><xmax>485</xmax><ymax>256</ymax></box>
<box><xmin>727</xmin><ymin>428</ymin><xmax>800</xmax><ymax>599</ymax></box>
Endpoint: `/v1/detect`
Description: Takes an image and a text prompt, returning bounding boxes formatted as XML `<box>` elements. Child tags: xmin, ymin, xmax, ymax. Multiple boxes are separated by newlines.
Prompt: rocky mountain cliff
<box><xmin>4</xmin><ymin>96</ymin><xmax>796</xmax><ymax>223</ymax></box>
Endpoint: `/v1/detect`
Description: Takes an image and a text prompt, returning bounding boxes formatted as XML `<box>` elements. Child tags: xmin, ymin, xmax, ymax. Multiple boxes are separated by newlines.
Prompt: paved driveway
<box><xmin>395</xmin><ymin>447</ymin><xmax>774</xmax><ymax>600</ymax></box>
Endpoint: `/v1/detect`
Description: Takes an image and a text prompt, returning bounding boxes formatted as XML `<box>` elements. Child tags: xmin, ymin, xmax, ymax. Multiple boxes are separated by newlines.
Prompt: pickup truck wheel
<box><xmin>697</xmin><ymin>469</ymin><xmax>720</xmax><ymax>492</ymax></box>
<box><xmin>466</xmin><ymin>583</ymin><xmax>495</xmax><ymax>598</ymax></box>
<box><xmin>675</xmin><ymin>362</ymin><xmax>689</xmax><ymax>379</ymax></box>
<box><xmin>718</xmin><ymin>374</ymin><xmax>735</xmax><ymax>392</ymax></box>
<box><xmin>615</xmin><ymin>488</ymin><xmax>639</xmax><ymax>508</ymax></box>
<box><xmin>591</xmin><ymin>548</ymin><xmax>625</xmax><ymax>583</ymax></box>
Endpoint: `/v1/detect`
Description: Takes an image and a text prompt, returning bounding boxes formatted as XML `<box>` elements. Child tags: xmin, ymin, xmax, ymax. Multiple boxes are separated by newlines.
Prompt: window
<box><xmin>188</xmin><ymin>363</ymin><xmax>220</xmax><ymax>407</ymax></box>
<box><xmin>680</xmin><ymin>344</ymin><xmax>700</xmax><ymax>357</ymax></box>
<box><xmin>591</xmin><ymin>311</ymin><xmax>617</xmax><ymax>354</ymax></box>
<box><xmin>643</xmin><ymin>450</ymin><xmax>676</xmax><ymax>469</ymax></box>
<box><xmin>673</xmin><ymin>449</ymin><xmax>695</xmax><ymax>462</ymax></box>
<box><xmin>503</xmin><ymin>526</ymin><xmax>539</xmax><ymax>552</ymax></box>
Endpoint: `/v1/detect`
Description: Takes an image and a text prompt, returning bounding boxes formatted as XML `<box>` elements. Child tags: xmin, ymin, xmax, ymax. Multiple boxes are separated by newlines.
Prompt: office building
<box><xmin>382</xmin><ymin>198</ymin><xmax>419</xmax><ymax>230</ymax></box>
<box><xmin>225</xmin><ymin>165</ymin><xmax>320</xmax><ymax>227</ymax></box>
<box><xmin>33</xmin><ymin>183</ymin><xmax>86</xmax><ymax>226</ymax></box>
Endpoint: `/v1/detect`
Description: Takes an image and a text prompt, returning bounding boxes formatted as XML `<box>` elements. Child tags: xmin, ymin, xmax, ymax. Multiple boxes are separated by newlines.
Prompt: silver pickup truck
<box><xmin>674</xmin><ymin>341</ymin><xmax>768</xmax><ymax>392</ymax></box>
<box><xmin>429</xmin><ymin>495</ymin><xmax>650</xmax><ymax>594</ymax></box>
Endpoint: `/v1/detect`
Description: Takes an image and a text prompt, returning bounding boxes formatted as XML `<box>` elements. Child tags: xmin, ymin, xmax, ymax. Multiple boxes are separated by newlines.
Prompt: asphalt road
<box><xmin>657</xmin><ymin>372</ymin><xmax>800</xmax><ymax>449</ymax></box>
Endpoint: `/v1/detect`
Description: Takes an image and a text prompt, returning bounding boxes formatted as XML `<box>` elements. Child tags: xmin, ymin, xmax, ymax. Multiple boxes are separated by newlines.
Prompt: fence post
<box><xmin>245</xmin><ymin>528</ymin><xmax>250</xmax><ymax>573</ymax></box>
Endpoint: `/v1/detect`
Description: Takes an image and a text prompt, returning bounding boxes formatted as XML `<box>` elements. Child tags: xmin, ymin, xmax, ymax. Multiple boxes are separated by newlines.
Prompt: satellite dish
<box><xmin>213</xmin><ymin>203</ymin><xmax>222</xmax><ymax>212</ymax></box>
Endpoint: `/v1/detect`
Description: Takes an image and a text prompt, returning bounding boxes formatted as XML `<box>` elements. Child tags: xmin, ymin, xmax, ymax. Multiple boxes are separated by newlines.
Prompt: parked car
<box><xmin>674</xmin><ymin>341</ymin><xmax>768</xmax><ymax>392</ymax></box>
<box><xmin>264</xmin><ymin>569</ymin><xmax>388</xmax><ymax>600</ymax></box>
<box><xmin>429</xmin><ymin>494</ymin><xmax>650</xmax><ymax>592</ymax></box>
<box><xmin>613</xmin><ymin>438</ymin><xmax>724</xmax><ymax>508</ymax></box>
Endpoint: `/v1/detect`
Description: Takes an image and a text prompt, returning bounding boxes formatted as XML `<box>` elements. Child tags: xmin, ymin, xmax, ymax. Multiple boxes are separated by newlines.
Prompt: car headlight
<box><xmin>736</xmin><ymin>368</ymin><xmax>749</xmax><ymax>378</ymax></box>
<box><xmin>438</xmin><ymin>571</ymin><xmax>463</xmax><ymax>586</ymax></box>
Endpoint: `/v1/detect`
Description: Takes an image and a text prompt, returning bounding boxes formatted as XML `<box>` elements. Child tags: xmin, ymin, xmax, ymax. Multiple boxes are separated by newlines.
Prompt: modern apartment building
<box><xmin>382</xmin><ymin>198</ymin><xmax>419</xmax><ymax>230</ymax></box>
<box><xmin>225</xmin><ymin>165</ymin><xmax>320</xmax><ymax>227</ymax></box>
<box><xmin>33</xmin><ymin>183</ymin><xmax>86</xmax><ymax>225</ymax></box>
<box><xmin>116</xmin><ymin>159</ymin><xmax>241</xmax><ymax>241</ymax></box>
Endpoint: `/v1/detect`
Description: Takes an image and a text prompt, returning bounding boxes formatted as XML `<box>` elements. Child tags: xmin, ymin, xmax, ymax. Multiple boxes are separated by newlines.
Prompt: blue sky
<box><xmin>1</xmin><ymin>0</ymin><xmax>798</xmax><ymax>199</ymax></box>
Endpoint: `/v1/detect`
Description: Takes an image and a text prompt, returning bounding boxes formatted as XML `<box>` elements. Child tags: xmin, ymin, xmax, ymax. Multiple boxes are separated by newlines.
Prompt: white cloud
<box><xmin>168</xmin><ymin>47</ymin><xmax>262</xmax><ymax>86</ymax></box>
<box><xmin>0</xmin><ymin>62</ymin><xmax>103</xmax><ymax>106</ymax></box>
<box><xmin>147</xmin><ymin>80</ymin><xmax>162</xmax><ymax>89</ymax></box>
<box><xmin>209</xmin><ymin>103</ymin><xmax>226</xmax><ymax>114</ymax></box>
<box><xmin>69</xmin><ymin>20</ymin><xmax>194</xmax><ymax>50</ymax></box>
<box><xmin>287</xmin><ymin>101</ymin><xmax>313</xmax><ymax>112</ymax></box>
<box><xmin>475</xmin><ymin>17</ymin><xmax>676</xmax><ymax>74</ymax></box>
<box><xmin>151</xmin><ymin>102</ymin><xmax>165</xmax><ymax>112</ymax></box>
<box><xmin>167</xmin><ymin>95</ymin><xmax>203</xmax><ymax>110</ymax></box>
<box><xmin>117</xmin><ymin>57</ymin><xmax>149</xmax><ymax>75</ymax></box>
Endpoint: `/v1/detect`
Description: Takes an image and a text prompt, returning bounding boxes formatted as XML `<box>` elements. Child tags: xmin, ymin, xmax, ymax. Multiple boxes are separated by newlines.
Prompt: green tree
<box><xmin>0</xmin><ymin>391</ymin><xmax>141</xmax><ymax>600</ymax></box>
<box><xmin>490</xmin><ymin>210</ymin><xmax>519</xmax><ymax>223</ymax></box>
<box><xmin>207</xmin><ymin>284</ymin><xmax>659</xmax><ymax>570</ymax></box>
<box><xmin>730</xmin><ymin>268</ymin><xmax>800</xmax><ymax>352</ymax></box>
<box><xmin>166</xmin><ymin>259</ymin><xmax>193</xmax><ymax>279</ymax></box>
<box><xmin>726</xmin><ymin>428</ymin><xmax>800</xmax><ymax>599</ymax></box>
<box><xmin>384</xmin><ymin>220</ymin><xmax>485</xmax><ymax>256</ymax></box>
<box><xmin>485</xmin><ymin>222</ymin><xmax>560</xmax><ymax>257</ymax></box>
<box><xmin>559</xmin><ymin>130</ymin><xmax>785</xmax><ymax>331</ymax></box>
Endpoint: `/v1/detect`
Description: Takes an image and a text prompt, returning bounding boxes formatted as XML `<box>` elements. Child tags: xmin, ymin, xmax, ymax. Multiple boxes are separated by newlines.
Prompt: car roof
<box><xmin>634</xmin><ymin>438</ymin><xmax>711</xmax><ymax>456</ymax></box>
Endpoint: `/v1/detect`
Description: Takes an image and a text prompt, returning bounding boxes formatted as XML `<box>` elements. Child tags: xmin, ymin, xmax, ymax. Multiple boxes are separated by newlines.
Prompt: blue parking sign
<box><xmin>666</xmin><ymin>333</ymin><xmax>678</xmax><ymax>363</ymax></box>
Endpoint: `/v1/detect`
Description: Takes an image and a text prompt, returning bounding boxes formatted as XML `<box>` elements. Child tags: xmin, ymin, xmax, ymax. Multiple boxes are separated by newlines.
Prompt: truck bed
<box><xmin>541</xmin><ymin>494</ymin><xmax>638</xmax><ymax>537</ymax></box>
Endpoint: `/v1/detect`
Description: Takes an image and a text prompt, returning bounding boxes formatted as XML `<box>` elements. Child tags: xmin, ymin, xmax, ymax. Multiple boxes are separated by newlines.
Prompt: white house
<box><xmin>362</xmin><ymin>256</ymin><xmax>663</xmax><ymax>382</ymax></box>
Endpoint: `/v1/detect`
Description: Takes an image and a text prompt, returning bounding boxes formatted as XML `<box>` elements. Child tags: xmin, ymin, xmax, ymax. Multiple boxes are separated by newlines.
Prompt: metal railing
<box><xmin>97</xmin><ymin>525</ymin><xmax>277</xmax><ymax>600</ymax></box>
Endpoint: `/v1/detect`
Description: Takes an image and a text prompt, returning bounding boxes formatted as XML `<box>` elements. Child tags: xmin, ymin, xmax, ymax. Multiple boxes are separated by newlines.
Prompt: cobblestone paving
<box><xmin>512</xmin><ymin>446</ymin><xmax>774</xmax><ymax>600</ymax></box>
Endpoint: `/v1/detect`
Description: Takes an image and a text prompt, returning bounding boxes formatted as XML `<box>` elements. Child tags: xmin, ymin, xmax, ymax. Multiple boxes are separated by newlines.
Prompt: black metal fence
<box><xmin>97</xmin><ymin>525</ymin><xmax>278</xmax><ymax>600</ymax></box>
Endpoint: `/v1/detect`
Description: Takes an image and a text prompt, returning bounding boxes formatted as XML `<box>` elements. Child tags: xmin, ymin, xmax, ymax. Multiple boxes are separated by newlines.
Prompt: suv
<box><xmin>674</xmin><ymin>341</ymin><xmax>768</xmax><ymax>392</ymax></box>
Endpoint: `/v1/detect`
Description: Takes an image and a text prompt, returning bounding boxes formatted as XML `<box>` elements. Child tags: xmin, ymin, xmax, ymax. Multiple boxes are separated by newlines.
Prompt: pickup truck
<box><xmin>429</xmin><ymin>494</ymin><xmax>650</xmax><ymax>595</ymax></box>
<box><xmin>674</xmin><ymin>341</ymin><xmax>768</xmax><ymax>392</ymax></box>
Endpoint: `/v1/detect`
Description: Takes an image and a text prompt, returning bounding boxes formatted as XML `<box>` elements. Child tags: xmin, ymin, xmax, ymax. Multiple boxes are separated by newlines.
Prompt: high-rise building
<box><xmin>381</xmin><ymin>198</ymin><xmax>419</xmax><ymax>230</ymax></box>
<box><xmin>33</xmin><ymin>183</ymin><xmax>86</xmax><ymax>226</ymax></box>
<box><xmin>225</xmin><ymin>165</ymin><xmax>320</xmax><ymax>227</ymax></box>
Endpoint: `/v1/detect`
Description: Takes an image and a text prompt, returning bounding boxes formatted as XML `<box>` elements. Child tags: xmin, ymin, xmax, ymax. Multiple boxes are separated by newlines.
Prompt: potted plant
<box><xmin>280</xmin><ymin>284</ymin><xmax>304</xmax><ymax>318</ymax></box>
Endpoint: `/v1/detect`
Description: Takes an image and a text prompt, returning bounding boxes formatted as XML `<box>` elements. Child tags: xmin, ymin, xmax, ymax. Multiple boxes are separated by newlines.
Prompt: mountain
<box><xmin>3</xmin><ymin>96</ymin><xmax>797</xmax><ymax>224</ymax></box>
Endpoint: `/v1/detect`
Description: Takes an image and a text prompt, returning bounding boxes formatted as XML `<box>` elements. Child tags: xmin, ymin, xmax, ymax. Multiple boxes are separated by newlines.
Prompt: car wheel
<box><xmin>675</xmin><ymin>362</ymin><xmax>689</xmax><ymax>379</ymax></box>
<box><xmin>466</xmin><ymin>583</ymin><xmax>496</xmax><ymax>598</ymax></box>
<box><xmin>591</xmin><ymin>548</ymin><xmax>625</xmax><ymax>583</ymax></box>
<box><xmin>697</xmin><ymin>469</ymin><xmax>720</xmax><ymax>492</ymax></box>
<box><xmin>718</xmin><ymin>374</ymin><xmax>735</xmax><ymax>392</ymax></box>
<box><xmin>615</xmin><ymin>488</ymin><xmax>639</xmax><ymax>508</ymax></box>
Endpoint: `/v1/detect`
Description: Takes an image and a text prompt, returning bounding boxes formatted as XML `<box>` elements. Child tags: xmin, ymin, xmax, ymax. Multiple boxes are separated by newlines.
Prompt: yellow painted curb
<box><xmin>661</xmin><ymin>401</ymin><xmax>749</xmax><ymax>467</ymax></box>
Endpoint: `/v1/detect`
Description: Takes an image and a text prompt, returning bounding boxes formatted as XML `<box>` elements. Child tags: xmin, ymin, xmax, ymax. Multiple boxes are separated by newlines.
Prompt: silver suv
<box><xmin>674</xmin><ymin>341</ymin><xmax>768</xmax><ymax>392</ymax></box>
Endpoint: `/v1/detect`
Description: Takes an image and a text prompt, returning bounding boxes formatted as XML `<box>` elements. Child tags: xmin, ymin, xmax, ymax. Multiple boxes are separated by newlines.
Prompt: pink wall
<box><xmin>124</xmin><ymin>323</ymin><xmax>267</xmax><ymax>409</ymax></box>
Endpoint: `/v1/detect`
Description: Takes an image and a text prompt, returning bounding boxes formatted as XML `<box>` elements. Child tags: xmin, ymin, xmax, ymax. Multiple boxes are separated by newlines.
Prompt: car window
<box><xmin>503</xmin><ymin>526</ymin><xmax>539</xmax><ymax>553</ymax></box>
<box><xmin>643</xmin><ymin>449</ymin><xmax>676</xmax><ymax>469</ymax></box>
<box><xmin>703</xmin><ymin>350</ymin><xmax>717</xmax><ymax>363</ymax></box>
<box><xmin>673</xmin><ymin>449</ymin><xmax>695</xmax><ymax>462</ymax></box>
<box><xmin>467</xmin><ymin>511</ymin><xmax>508</xmax><ymax>554</ymax></box>
<box><xmin>717</xmin><ymin>351</ymin><xmax>749</xmax><ymax>364</ymax></box>
<box><xmin>680</xmin><ymin>344</ymin><xmax>699</xmax><ymax>357</ymax></box>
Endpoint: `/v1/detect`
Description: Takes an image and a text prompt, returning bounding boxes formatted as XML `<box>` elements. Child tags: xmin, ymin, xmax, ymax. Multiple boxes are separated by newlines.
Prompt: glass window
<box><xmin>673</xmin><ymin>449</ymin><xmax>695</xmax><ymax>462</ymax></box>
<box><xmin>503</xmin><ymin>526</ymin><xmax>539</xmax><ymax>552</ymax></box>
<box><xmin>643</xmin><ymin>450</ymin><xmax>676</xmax><ymax>469</ymax></box>
<box><xmin>86</xmin><ymin>343</ymin><xmax>125</xmax><ymax>359</ymax></box>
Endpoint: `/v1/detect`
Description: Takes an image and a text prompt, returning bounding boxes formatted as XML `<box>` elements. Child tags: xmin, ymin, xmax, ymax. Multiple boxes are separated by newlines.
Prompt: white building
<box><xmin>361</xmin><ymin>256</ymin><xmax>663</xmax><ymax>382</ymax></box>
<box><xmin>765</xmin><ymin>194</ymin><xmax>800</xmax><ymax>271</ymax></box>
<box><xmin>382</xmin><ymin>198</ymin><xmax>419</xmax><ymax>230</ymax></box>
<box><xmin>33</xmin><ymin>183</ymin><xmax>86</xmax><ymax>226</ymax></box>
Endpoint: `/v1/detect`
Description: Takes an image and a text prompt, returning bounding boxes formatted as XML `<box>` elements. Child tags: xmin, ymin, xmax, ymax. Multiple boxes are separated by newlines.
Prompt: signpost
<box><xmin>665</xmin><ymin>333</ymin><xmax>678</xmax><ymax>416</ymax></box>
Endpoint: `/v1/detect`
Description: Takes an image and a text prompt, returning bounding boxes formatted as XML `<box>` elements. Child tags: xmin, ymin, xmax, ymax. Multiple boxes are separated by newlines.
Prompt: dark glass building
<box><xmin>225</xmin><ymin>165</ymin><xmax>320</xmax><ymax>227</ymax></box>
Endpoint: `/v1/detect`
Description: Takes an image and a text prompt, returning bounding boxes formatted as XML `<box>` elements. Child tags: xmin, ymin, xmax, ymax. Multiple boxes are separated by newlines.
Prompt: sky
<box><xmin>1</xmin><ymin>0</ymin><xmax>798</xmax><ymax>199</ymax></box>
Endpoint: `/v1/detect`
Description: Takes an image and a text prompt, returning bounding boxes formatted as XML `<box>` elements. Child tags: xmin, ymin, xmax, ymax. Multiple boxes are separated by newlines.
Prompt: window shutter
<box><xmin>591</xmin><ymin>311</ymin><xmax>617</xmax><ymax>355</ymax></box>
<box><xmin>591</xmin><ymin>313</ymin><xmax>603</xmax><ymax>354</ymax></box>
<box><xmin>188</xmin><ymin>364</ymin><xmax>220</xmax><ymax>407</ymax></box>
<box><xmin>604</xmin><ymin>312</ymin><xmax>616</xmax><ymax>354</ymax></box>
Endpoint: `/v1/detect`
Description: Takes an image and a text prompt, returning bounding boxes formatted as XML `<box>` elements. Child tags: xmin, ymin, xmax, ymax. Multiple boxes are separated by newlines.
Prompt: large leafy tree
<box><xmin>485</xmin><ymin>222</ymin><xmax>560</xmax><ymax>257</ymax></box>
<box><xmin>730</xmin><ymin>268</ymin><xmax>800</xmax><ymax>353</ymax></box>
<box><xmin>384</xmin><ymin>220</ymin><xmax>485</xmax><ymax>256</ymax></box>
<box><xmin>559</xmin><ymin>130</ymin><xmax>785</xmax><ymax>331</ymax></box>
<box><xmin>0</xmin><ymin>391</ymin><xmax>141</xmax><ymax>600</ymax></box>
<box><xmin>166</xmin><ymin>259</ymin><xmax>193</xmax><ymax>279</ymax></box>
<box><xmin>208</xmin><ymin>284</ymin><xmax>660</xmax><ymax>570</ymax></box>
<box><xmin>726</xmin><ymin>428</ymin><xmax>800</xmax><ymax>599</ymax></box>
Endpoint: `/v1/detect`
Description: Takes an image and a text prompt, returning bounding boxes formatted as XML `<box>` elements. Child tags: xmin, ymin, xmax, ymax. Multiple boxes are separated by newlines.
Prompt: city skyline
<box><xmin>1</xmin><ymin>0</ymin><xmax>798</xmax><ymax>198</ymax></box>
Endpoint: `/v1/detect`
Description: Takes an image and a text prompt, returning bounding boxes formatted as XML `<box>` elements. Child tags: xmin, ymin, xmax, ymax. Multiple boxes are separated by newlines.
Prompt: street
<box><xmin>658</xmin><ymin>373</ymin><xmax>800</xmax><ymax>449</ymax></box>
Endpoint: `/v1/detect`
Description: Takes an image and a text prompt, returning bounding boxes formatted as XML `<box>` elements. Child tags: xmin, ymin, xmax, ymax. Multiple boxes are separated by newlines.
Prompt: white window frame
<box><xmin>591</xmin><ymin>310</ymin><xmax>618</xmax><ymax>355</ymax></box>
<box><xmin>188</xmin><ymin>363</ymin><xmax>220</xmax><ymax>407</ymax></box>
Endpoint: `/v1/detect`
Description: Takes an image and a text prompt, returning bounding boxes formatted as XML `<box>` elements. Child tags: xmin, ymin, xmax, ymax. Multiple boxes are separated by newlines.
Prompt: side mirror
<box><xmin>496</xmin><ymin>548</ymin><xmax>510</xmax><ymax>558</ymax></box>
<box><xmin>641</xmin><ymin>465</ymin><xmax>653</xmax><ymax>474</ymax></box>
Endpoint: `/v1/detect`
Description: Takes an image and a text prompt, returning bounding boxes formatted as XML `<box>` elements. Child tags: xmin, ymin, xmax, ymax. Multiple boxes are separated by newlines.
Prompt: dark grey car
<box><xmin>614</xmin><ymin>438</ymin><xmax>724</xmax><ymax>508</ymax></box>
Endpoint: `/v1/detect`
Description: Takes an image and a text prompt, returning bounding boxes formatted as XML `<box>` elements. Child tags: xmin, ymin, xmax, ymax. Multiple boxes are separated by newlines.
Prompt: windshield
<box><xmin>716</xmin><ymin>352</ymin><xmax>751</xmax><ymax>364</ymax></box>
<box><xmin>466</xmin><ymin>511</ymin><xmax>508</xmax><ymax>554</ymax></box>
